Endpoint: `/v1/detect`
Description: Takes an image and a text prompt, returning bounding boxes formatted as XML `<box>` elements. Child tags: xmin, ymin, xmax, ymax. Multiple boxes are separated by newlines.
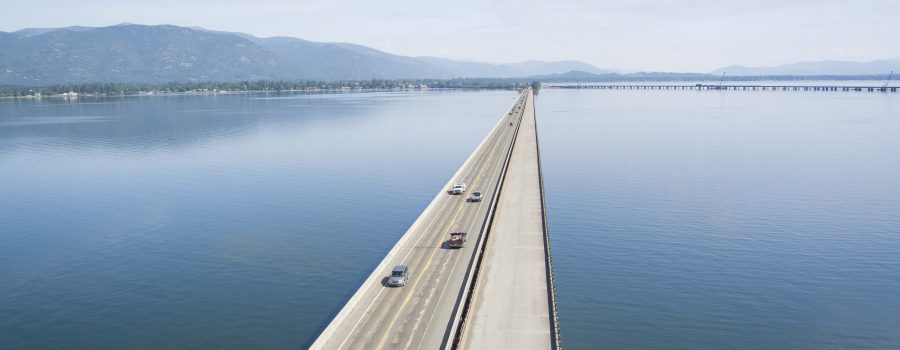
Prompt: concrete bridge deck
<box><xmin>455</xmin><ymin>89</ymin><xmax>559</xmax><ymax>349</ymax></box>
<box><xmin>311</xmin><ymin>90</ymin><xmax>533</xmax><ymax>350</ymax></box>
<box><xmin>547</xmin><ymin>83</ymin><xmax>899</xmax><ymax>92</ymax></box>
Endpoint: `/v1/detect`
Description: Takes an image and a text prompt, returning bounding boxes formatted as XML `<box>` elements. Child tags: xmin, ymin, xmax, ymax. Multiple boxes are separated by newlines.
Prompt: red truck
<box><xmin>448</xmin><ymin>232</ymin><xmax>467</xmax><ymax>248</ymax></box>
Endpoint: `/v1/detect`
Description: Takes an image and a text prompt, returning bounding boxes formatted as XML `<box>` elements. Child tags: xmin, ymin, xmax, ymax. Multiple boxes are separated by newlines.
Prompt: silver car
<box><xmin>386</xmin><ymin>264</ymin><xmax>409</xmax><ymax>287</ymax></box>
<box><xmin>468</xmin><ymin>191</ymin><xmax>483</xmax><ymax>202</ymax></box>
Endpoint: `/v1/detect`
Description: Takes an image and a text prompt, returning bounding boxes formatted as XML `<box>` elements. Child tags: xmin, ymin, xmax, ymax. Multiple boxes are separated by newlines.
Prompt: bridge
<box><xmin>310</xmin><ymin>89</ymin><xmax>560</xmax><ymax>349</ymax></box>
<box><xmin>547</xmin><ymin>83</ymin><xmax>899</xmax><ymax>93</ymax></box>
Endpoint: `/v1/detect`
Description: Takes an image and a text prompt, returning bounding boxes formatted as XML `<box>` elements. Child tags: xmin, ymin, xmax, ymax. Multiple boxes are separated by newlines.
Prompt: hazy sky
<box><xmin>2</xmin><ymin>0</ymin><xmax>898</xmax><ymax>72</ymax></box>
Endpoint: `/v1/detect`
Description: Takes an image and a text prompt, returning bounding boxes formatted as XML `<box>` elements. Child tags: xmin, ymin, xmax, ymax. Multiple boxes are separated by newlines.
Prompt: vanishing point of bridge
<box><xmin>310</xmin><ymin>89</ymin><xmax>559</xmax><ymax>350</ymax></box>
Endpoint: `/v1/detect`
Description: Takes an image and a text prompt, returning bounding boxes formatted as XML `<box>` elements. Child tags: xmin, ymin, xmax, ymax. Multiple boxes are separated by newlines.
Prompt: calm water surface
<box><xmin>1</xmin><ymin>89</ymin><xmax>899</xmax><ymax>349</ymax></box>
<box><xmin>0</xmin><ymin>91</ymin><xmax>514</xmax><ymax>349</ymax></box>
<box><xmin>538</xmin><ymin>89</ymin><xmax>900</xmax><ymax>349</ymax></box>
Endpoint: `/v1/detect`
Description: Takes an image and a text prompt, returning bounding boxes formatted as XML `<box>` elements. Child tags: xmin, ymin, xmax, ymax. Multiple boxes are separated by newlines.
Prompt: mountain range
<box><xmin>0</xmin><ymin>23</ymin><xmax>896</xmax><ymax>85</ymax></box>
<box><xmin>0</xmin><ymin>23</ymin><xmax>613</xmax><ymax>85</ymax></box>
<box><xmin>711</xmin><ymin>58</ymin><xmax>899</xmax><ymax>76</ymax></box>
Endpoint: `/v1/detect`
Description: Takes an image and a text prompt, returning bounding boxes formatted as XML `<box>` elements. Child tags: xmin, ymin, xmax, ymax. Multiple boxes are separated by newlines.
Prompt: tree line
<box><xmin>0</xmin><ymin>79</ymin><xmax>542</xmax><ymax>98</ymax></box>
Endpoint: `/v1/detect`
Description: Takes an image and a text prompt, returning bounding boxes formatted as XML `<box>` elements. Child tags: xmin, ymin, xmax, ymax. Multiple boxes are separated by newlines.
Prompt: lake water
<box><xmin>2</xmin><ymin>89</ymin><xmax>899</xmax><ymax>349</ymax></box>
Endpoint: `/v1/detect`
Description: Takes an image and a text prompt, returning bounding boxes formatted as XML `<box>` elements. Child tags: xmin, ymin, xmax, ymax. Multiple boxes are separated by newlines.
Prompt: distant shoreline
<box><xmin>0</xmin><ymin>79</ymin><xmax>540</xmax><ymax>99</ymax></box>
<box><xmin>1</xmin><ymin>75</ymin><xmax>894</xmax><ymax>99</ymax></box>
<box><xmin>0</xmin><ymin>87</ymin><xmax>485</xmax><ymax>100</ymax></box>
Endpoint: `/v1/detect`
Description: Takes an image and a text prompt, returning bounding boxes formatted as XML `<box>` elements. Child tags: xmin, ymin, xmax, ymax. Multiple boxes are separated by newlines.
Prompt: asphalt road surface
<box><xmin>311</xmin><ymin>90</ymin><xmax>530</xmax><ymax>350</ymax></box>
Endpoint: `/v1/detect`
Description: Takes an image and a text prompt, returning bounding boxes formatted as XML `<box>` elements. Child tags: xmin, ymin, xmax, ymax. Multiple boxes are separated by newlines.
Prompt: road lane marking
<box><xmin>336</xmin><ymin>91</ymin><xmax>525</xmax><ymax>349</ymax></box>
<box><xmin>378</xmin><ymin>98</ymin><xmax>525</xmax><ymax>350</ymax></box>
<box><xmin>412</xmin><ymin>134</ymin><xmax>512</xmax><ymax>350</ymax></box>
<box><xmin>336</xmin><ymin>184</ymin><xmax>462</xmax><ymax>349</ymax></box>
<box><xmin>375</xmin><ymin>177</ymin><xmax>470</xmax><ymax>349</ymax></box>
<box><xmin>336</xmin><ymin>94</ymin><xmax>526</xmax><ymax>349</ymax></box>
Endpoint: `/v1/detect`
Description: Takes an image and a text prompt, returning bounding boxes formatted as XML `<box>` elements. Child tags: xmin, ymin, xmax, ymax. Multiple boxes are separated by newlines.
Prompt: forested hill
<box><xmin>0</xmin><ymin>24</ymin><xmax>611</xmax><ymax>85</ymax></box>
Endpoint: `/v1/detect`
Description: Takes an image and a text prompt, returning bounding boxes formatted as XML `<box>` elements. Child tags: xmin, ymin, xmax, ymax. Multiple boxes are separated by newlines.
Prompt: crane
<box><xmin>883</xmin><ymin>70</ymin><xmax>894</xmax><ymax>90</ymax></box>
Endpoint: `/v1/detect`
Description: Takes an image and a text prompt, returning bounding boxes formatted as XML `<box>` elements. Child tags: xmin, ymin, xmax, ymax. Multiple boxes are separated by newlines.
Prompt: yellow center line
<box><xmin>374</xmin><ymin>101</ymin><xmax>523</xmax><ymax>350</ymax></box>
<box><xmin>411</xmin><ymin>117</ymin><xmax>516</xmax><ymax>350</ymax></box>
<box><xmin>374</xmin><ymin>171</ymin><xmax>475</xmax><ymax>349</ymax></box>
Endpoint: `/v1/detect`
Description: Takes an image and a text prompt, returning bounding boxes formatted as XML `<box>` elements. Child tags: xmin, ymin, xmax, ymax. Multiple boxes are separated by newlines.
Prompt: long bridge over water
<box><xmin>311</xmin><ymin>88</ymin><xmax>560</xmax><ymax>350</ymax></box>
<box><xmin>547</xmin><ymin>83</ymin><xmax>899</xmax><ymax>92</ymax></box>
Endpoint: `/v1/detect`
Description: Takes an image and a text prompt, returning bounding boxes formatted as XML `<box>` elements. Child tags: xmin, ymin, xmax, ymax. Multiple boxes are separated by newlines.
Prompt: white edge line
<box><xmin>443</xmin><ymin>90</ymin><xmax>528</xmax><ymax>349</ymax></box>
<box><xmin>310</xmin><ymin>91</ymin><xmax>526</xmax><ymax>349</ymax></box>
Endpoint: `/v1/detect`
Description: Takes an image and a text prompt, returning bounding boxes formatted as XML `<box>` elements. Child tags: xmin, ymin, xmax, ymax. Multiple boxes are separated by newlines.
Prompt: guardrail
<box><xmin>532</xmin><ymin>92</ymin><xmax>562</xmax><ymax>349</ymax></box>
<box><xmin>546</xmin><ymin>84</ymin><xmax>899</xmax><ymax>93</ymax></box>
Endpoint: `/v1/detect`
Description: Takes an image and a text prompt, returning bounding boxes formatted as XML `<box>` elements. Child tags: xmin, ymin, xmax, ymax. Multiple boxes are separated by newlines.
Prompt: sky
<box><xmin>2</xmin><ymin>0</ymin><xmax>899</xmax><ymax>72</ymax></box>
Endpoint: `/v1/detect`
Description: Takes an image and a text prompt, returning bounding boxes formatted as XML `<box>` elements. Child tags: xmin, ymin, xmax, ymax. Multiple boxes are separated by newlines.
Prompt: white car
<box><xmin>451</xmin><ymin>183</ymin><xmax>466</xmax><ymax>195</ymax></box>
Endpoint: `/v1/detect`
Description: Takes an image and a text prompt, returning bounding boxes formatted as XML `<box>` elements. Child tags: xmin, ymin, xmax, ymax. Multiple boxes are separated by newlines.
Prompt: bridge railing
<box><xmin>545</xmin><ymin>84</ymin><xmax>898</xmax><ymax>93</ymax></box>
<box><xmin>533</xmin><ymin>92</ymin><xmax>562</xmax><ymax>350</ymax></box>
